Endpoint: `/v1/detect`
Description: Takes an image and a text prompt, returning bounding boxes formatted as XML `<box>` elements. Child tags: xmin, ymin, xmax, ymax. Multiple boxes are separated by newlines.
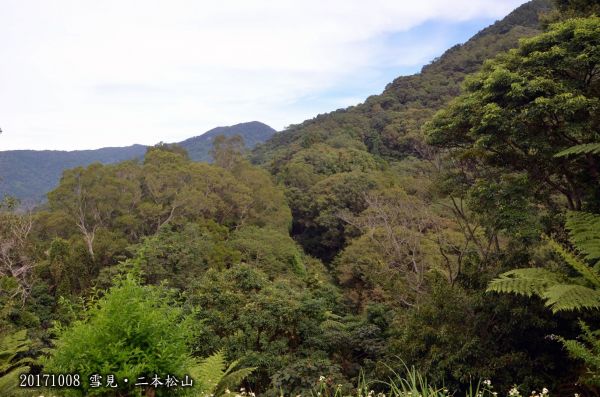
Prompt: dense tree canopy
<box><xmin>427</xmin><ymin>17</ymin><xmax>600</xmax><ymax>211</ymax></box>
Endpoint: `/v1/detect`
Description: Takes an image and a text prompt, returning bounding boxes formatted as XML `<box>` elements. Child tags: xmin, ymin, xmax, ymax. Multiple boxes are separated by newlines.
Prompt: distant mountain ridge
<box><xmin>179</xmin><ymin>121</ymin><xmax>276</xmax><ymax>162</ymax></box>
<box><xmin>0</xmin><ymin>121</ymin><xmax>276</xmax><ymax>203</ymax></box>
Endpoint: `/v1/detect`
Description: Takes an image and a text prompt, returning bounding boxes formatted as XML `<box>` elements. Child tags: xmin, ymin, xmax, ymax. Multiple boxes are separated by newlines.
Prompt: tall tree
<box><xmin>211</xmin><ymin>135</ymin><xmax>245</xmax><ymax>171</ymax></box>
<box><xmin>48</xmin><ymin>163</ymin><xmax>140</xmax><ymax>259</ymax></box>
<box><xmin>427</xmin><ymin>17</ymin><xmax>600</xmax><ymax>211</ymax></box>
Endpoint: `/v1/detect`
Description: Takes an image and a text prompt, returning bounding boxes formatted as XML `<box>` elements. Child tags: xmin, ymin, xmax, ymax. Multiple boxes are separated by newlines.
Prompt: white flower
<box><xmin>542</xmin><ymin>388</ymin><xmax>549</xmax><ymax>395</ymax></box>
<box><xmin>484</xmin><ymin>379</ymin><xmax>492</xmax><ymax>386</ymax></box>
<box><xmin>319</xmin><ymin>376</ymin><xmax>326</xmax><ymax>382</ymax></box>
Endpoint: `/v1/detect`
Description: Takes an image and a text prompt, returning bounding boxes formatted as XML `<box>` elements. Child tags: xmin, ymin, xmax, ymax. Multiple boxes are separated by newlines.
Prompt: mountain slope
<box><xmin>253</xmin><ymin>0</ymin><xmax>553</xmax><ymax>164</ymax></box>
<box><xmin>179</xmin><ymin>121</ymin><xmax>276</xmax><ymax>162</ymax></box>
<box><xmin>0</xmin><ymin>121</ymin><xmax>276</xmax><ymax>203</ymax></box>
<box><xmin>251</xmin><ymin>0</ymin><xmax>554</xmax><ymax>260</ymax></box>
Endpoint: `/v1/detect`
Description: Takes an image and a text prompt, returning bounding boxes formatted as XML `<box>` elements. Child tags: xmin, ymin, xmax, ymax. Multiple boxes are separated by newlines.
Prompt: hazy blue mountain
<box><xmin>0</xmin><ymin>121</ymin><xmax>276</xmax><ymax>203</ymax></box>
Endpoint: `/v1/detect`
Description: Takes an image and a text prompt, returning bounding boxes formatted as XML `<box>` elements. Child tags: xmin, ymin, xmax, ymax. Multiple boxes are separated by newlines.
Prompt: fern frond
<box><xmin>190</xmin><ymin>351</ymin><xmax>255</xmax><ymax>396</ymax></box>
<box><xmin>0</xmin><ymin>365</ymin><xmax>29</xmax><ymax>395</ymax></box>
<box><xmin>214</xmin><ymin>365</ymin><xmax>256</xmax><ymax>397</ymax></box>
<box><xmin>0</xmin><ymin>330</ymin><xmax>32</xmax><ymax>395</ymax></box>
<box><xmin>487</xmin><ymin>268</ymin><xmax>564</xmax><ymax>297</ymax></box>
<box><xmin>555</xmin><ymin>321</ymin><xmax>600</xmax><ymax>386</ymax></box>
<box><xmin>542</xmin><ymin>284</ymin><xmax>600</xmax><ymax>313</ymax></box>
<box><xmin>0</xmin><ymin>330</ymin><xmax>29</xmax><ymax>366</ymax></box>
<box><xmin>566</xmin><ymin>211</ymin><xmax>600</xmax><ymax>263</ymax></box>
<box><xmin>555</xmin><ymin>143</ymin><xmax>600</xmax><ymax>157</ymax></box>
<box><xmin>190</xmin><ymin>350</ymin><xmax>226</xmax><ymax>394</ymax></box>
<box><xmin>548</xmin><ymin>238</ymin><xmax>600</xmax><ymax>288</ymax></box>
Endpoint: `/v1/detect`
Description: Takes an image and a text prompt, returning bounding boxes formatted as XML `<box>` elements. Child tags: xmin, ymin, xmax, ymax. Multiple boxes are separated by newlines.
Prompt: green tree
<box><xmin>336</xmin><ymin>187</ymin><xmax>443</xmax><ymax>309</ymax></box>
<box><xmin>211</xmin><ymin>135</ymin><xmax>246</xmax><ymax>171</ymax></box>
<box><xmin>229</xmin><ymin>226</ymin><xmax>306</xmax><ymax>278</ymax></box>
<box><xmin>189</xmin><ymin>263</ymin><xmax>342</xmax><ymax>395</ymax></box>
<box><xmin>427</xmin><ymin>17</ymin><xmax>600</xmax><ymax>211</ymax></box>
<box><xmin>48</xmin><ymin>163</ymin><xmax>140</xmax><ymax>260</ymax></box>
<box><xmin>146</xmin><ymin>142</ymin><xmax>190</xmax><ymax>160</ymax></box>
<box><xmin>108</xmin><ymin>221</ymin><xmax>239</xmax><ymax>290</ymax></box>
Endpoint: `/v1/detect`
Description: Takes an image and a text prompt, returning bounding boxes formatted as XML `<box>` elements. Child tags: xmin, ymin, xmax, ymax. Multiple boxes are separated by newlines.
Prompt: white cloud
<box><xmin>0</xmin><ymin>0</ymin><xmax>527</xmax><ymax>150</ymax></box>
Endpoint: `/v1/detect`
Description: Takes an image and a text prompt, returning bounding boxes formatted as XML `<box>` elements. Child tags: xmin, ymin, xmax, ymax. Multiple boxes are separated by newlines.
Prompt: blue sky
<box><xmin>0</xmin><ymin>1</ymin><xmax>528</xmax><ymax>150</ymax></box>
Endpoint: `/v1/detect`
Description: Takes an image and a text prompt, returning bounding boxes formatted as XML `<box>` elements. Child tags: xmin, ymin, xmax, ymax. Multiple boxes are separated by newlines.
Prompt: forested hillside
<box><xmin>0</xmin><ymin>121</ymin><xmax>275</xmax><ymax>203</ymax></box>
<box><xmin>0</xmin><ymin>145</ymin><xmax>147</xmax><ymax>204</ymax></box>
<box><xmin>3</xmin><ymin>1</ymin><xmax>600</xmax><ymax>396</ymax></box>
<box><xmin>253</xmin><ymin>0</ymin><xmax>553</xmax><ymax>260</ymax></box>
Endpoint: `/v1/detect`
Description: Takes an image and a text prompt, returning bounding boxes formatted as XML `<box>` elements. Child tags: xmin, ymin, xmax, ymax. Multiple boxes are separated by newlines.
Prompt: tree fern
<box><xmin>0</xmin><ymin>330</ymin><xmax>32</xmax><ymax>396</ymax></box>
<box><xmin>554</xmin><ymin>143</ymin><xmax>600</xmax><ymax>157</ymax></box>
<box><xmin>565</xmin><ymin>211</ymin><xmax>600</xmax><ymax>265</ymax></box>
<box><xmin>190</xmin><ymin>350</ymin><xmax>256</xmax><ymax>397</ymax></box>
<box><xmin>547</xmin><ymin>237</ymin><xmax>600</xmax><ymax>288</ymax></box>
<box><xmin>542</xmin><ymin>284</ymin><xmax>600</xmax><ymax>312</ymax></box>
<box><xmin>487</xmin><ymin>212</ymin><xmax>600</xmax><ymax>313</ymax></box>
<box><xmin>488</xmin><ymin>211</ymin><xmax>600</xmax><ymax>386</ymax></box>
<box><xmin>216</xmin><ymin>361</ymin><xmax>256</xmax><ymax>397</ymax></box>
<box><xmin>487</xmin><ymin>268</ymin><xmax>564</xmax><ymax>298</ymax></box>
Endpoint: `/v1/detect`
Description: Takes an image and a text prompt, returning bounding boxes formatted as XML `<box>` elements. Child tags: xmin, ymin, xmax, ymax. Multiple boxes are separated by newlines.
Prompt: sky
<box><xmin>0</xmin><ymin>0</ymin><xmax>529</xmax><ymax>151</ymax></box>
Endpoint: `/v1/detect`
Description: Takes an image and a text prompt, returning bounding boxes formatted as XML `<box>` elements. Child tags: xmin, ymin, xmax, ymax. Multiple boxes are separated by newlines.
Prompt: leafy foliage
<box><xmin>43</xmin><ymin>275</ymin><xmax>197</xmax><ymax>396</ymax></box>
